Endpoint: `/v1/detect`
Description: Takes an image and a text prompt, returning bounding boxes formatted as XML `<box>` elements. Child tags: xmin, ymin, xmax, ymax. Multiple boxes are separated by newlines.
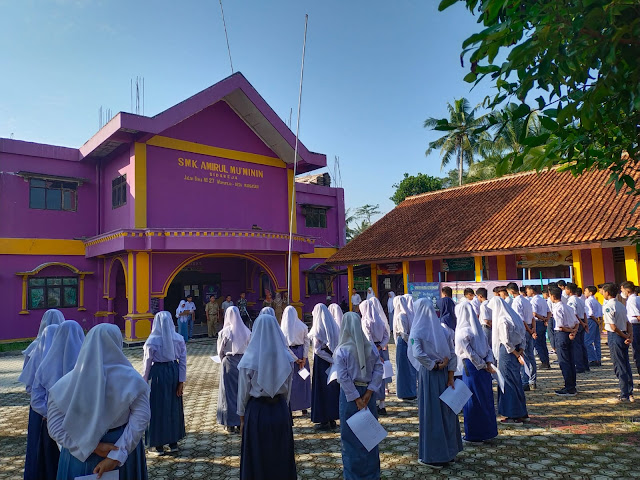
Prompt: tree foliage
<box><xmin>345</xmin><ymin>204</ymin><xmax>382</xmax><ymax>242</ymax></box>
<box><xmin>390</xmin><ymin>173</ymin><xmax>443</xmax><ymax>205</ymax></box>
<box><xmin>438</xmin><ymin>0</ymin><xmax>640</xmax><ymax>190</ymax></box>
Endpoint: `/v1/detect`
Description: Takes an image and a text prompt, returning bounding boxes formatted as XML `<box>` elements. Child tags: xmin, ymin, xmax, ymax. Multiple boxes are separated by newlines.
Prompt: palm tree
<box><xmin>424</xmin><ymin>98</ymin><xmax>489</xmax><ymax>186</ymax></box>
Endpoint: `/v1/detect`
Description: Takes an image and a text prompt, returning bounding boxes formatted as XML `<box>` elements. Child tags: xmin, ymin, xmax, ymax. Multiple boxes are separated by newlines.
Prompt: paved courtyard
<box><xmin>2</xmin><ymin>339</ymin><xmax>640</xmax><ymax>479</ymax></box>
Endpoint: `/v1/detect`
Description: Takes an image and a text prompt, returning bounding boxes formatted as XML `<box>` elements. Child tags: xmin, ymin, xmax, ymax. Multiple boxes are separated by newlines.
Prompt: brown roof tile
<box><xmin>327</xmin><ymin>167</ymin><xmax>640</xmax><ymax>265</ymax></box>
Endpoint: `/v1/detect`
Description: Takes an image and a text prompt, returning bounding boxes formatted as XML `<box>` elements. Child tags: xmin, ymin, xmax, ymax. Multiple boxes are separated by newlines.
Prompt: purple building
<box><xmin>0</xmin><ymin>73</ymin><xmax>346</xmax><ymax>342</ymax></box>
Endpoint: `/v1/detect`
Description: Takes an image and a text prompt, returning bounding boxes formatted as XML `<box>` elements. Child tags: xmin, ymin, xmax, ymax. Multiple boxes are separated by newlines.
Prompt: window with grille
<box><xmin>308</xmin><ymin>274</ymin><xmax>332</xmax><ymax>295</ymax></box>
<box><xmin>304</xmin><ymin>207</ymin><xmax>327</xmax><ymax>228</ymax></box>
<box><xmin>29</xmin><ymin>179</ymin><xmax>77</xmax><ymax>211</ymax></box>
<box><xmin>112</xmin><ymin>174</ymin><xmax>127</xmax><ymax>209</ymax></box>
<box><xmin>28</xmin><ymin>277</ymin><xmax>78</xmax><ymax>309</ymax></box>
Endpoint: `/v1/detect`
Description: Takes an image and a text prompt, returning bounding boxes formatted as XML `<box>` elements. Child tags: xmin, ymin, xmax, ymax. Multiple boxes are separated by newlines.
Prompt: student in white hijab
<box><xmin>308</xmin><ymin>303</ymin><xmax>341</xmax><ymax>430</ymax></box>
<box><xmin>328</xmin><ymin>303</ymin><xmax>344</xmax><ymax>328</ymax></box>
<box><xmin>143</xmin><ymin>311</ymin><xmax>187</xmax><ymax>454</ymax></box>
<box><xmin>409</xmin><ymin>298</ymin><xmax>462</xmax><ymax>468</ymax></box>
<box><xmin>260</xmin><ymin>306</ymin><xmax>276</xmax><ymax>317</ymax></box>
<box><xmin>334</xmin><ymin>312</ymin><xmax>384</xmax><ymax>480</ymax></box>
<box><xmin>387</xmin><ymin>291</ymin><xmax>396</xmax><ymax>323</ymax></box>
<box><xmin>281</xmin><ymin>305</ymin><xmax>311</xmax><ymax>415</ymax></box>
<box><xmin>47</xmin><ymin>323</ymin><xmax>150</xmax><ymax>480</ymax></box>
<box><xmin>393</xmin><ymin>295</ymin><xmax>418</xmax><ymax>400</ymax></box>
<box><xmin>360</xmin><ymin>299</ymin><xmax>391</xmax><ymax>414</ymax></box>
<box><xmin>21</xmin><ymin>324</ymin><xmax>59</xmax><ymax>480</ymax></box>
<box><xmin>366</xmin><ymin>286</ymin><xmax>375</xmax><ymax>300</ymax></box>
<box><xmin>455</xmin><ymin>302</ymin><xmax>498</xmax><ymax>442</ymax></box>
<box><xmin>22</xmin><ymin>309</ymin><xmax>65</xmax><ymax>362</ymax></box>
<box><xmin>176</xmin><ymin>300</ymin><xmax>189</xmax><ymax>342</ymax></box>
<box><xmin>237</xmin><ymin>314</ymin><xmax>296</xmax><ymax>480</ymax></box>
<box><xmin>217</xmin><ymin>306</ymin><xmax>251</xmax><ymax>433</ymax></box>
<box><xmin>488</xmin><ymin>296</ymin><xmax>528</xmax><ymax>425</ymax></box>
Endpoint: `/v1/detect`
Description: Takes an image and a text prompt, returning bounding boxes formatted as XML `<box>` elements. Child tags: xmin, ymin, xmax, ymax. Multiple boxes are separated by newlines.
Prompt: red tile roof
<box><xmin>327</xmin><ymin>167</ymin><xmax>640</xmax><ymax>265</ymax></box>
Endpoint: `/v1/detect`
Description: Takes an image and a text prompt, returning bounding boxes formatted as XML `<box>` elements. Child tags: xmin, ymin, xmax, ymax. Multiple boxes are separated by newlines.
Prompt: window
<box><xmin>112</xmin><ymin>174</ymin><xmax>127</xmax><ymax>209</ymax></box>
<box><xmin>29</xmin><ymin>179</ymin><xmax>77</xmax><ymax>211</ymax></box>
<box><xmin>307</xmin><ymin>274</ymin><xmax>332</xmax><ymax>296</ymax></box>
<box><xmin>304</xmin><ymin>206</ymin><xmax>327</xmax><ymax>228</ymax></box>
<box><xmin>28</xmin><ymin>277</ymin><xmax>78</xmax><ymax>309</ymax></box>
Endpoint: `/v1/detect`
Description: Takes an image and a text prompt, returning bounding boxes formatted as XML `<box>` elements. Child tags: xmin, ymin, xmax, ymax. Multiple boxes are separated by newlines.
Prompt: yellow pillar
<box><xmin>624</xmin><ymin>246</ymin><xmax>639</xmax><ymax>285</ymax></box>
<box><xmin>425</xmin><ymin>260</ymin><xmax>433</xmax><ymax>283</ymax></box>
<box><xmin>497</xmin><ymin>255</ymin><xmax>507</xmax><ymax>281</ymax></box>
<box><xmin>591</xmin><ymin>248</ymin><xmax>605</xmax><ymax>302</ymax></box>
<box><xmin>402</xmin><ymin>261</ymin><xmax>410</xmax><ymax>294</ymax></box>
<box><xmin>347</xmin><ymin>265</ymin><xmax>354</xmax><ymax>310</ymax></box>
<box><xmin>78</xmin><ymin>274</ymin><xmax>87</xmax><ymax>311</ymax></box>
<box><xmin>124</xmin><ymin>251</ymin><xmax>153</xmax><ymax>341</ymax></box>
<box><xmin>572</xmin><ymin>249</ymin><xmax>583</xmax><ymax>288</ymax></box>
<box><xmin>474</xmin><ymin>256</ymin><xmax>483</xmax><ymax>282</ymax></box>
<box><xmin>291</xmin><ymin>253</ymin><xmax>302</xmax><ymax>317</ymax></box>
<box><xmin>370</xmin><ymin>264</ymin><xmax>378</xmax><ymax>296</ymax></box>
<box><xmin>19</xmin><ymin>275</ymin><xmax>29</xmax><ymax>314</ymax></box>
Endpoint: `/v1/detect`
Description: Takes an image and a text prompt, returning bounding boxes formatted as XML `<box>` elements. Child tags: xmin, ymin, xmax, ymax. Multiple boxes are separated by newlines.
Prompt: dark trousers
<box><xmin>573</xmin><ymin>325</ymin><xmax>589</xmax><ymax>372</ymax></box>
<box><xmin>608</xmin><ymin>332</ymin><xmax>634</xmax><ymax>399</ymax></box>
<box><xmin>547</xmin><ymin>317</ymin><xmax>556</xmax><ymax>350</ymax></box>
<box><xmin>632</xmin><ymin>324</ymin><xmax>640</xmax><ymax>376</ymax></box>
<box><xmin>556</xmin><ymin>331</ymin><xmax>576</xmax><ymax>391</ymax></box>
<box><xmin>534</xmin><ymin>321</ymin><xmax>549</xmax><ymax>364</ymax></box>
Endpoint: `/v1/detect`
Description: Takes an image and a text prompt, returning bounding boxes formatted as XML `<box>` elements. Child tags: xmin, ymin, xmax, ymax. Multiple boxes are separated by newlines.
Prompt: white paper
<box><xmin>492</xmin><ymin>369</ymin><xmax>505</xmax><ymax>393</ymax></box>
<box><xmin>326</xmin><ymin>365</ymin><xmax>338</xmax><ymax>384</ymax></box>
<box><xmin>439</xmin><ymin>378</ymin><xmax>473</xmax><ymax>414</ymax></box>
<box><xmin>383</xmin><ymin>360</ymin><xmax>394</xmax><ymax>379</ymax></box>
<box><xmin>298</xmin><ymin>367</ymin><xmax>310</xmax><ymax>380</ymax></box>
<box><xmin>75</xmin><ymin>471</ymin><xmax>119</xmax><ymax>480</ymax></box>
<box><xmin>345</xmin><ymin>407</ymin><xmax>387</xmax><ymax>452</ymax></box>
<box><xmin>211</xmin><ymin>355</ymin><xmax>221</xmax><ymax>363</ymax></box>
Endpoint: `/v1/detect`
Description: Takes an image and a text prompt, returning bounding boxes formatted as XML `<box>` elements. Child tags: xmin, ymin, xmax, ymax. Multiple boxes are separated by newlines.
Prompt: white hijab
<box><xmin>280</xmin><ymin>306</ymin><xmax>308</xmax><ymax>346</ymax></box>
<box><xmin>19</xmin><ymin>324</ymin><xmax>60</xmax><ymax>392</ymax></box>
<box><xmin>455</xmin><ymin>302</ymin><xmax>490</xmax><ymax>363</ymax></box>
<box><xmin>260</xmin><ymin>306</ymin><xmax>276</xmax><ymax>316</ymax></box>
<box><xmin>409</xmin><ymin>298</ymin><xmax>451</xmax><ymax>371</ymax></box>
<box><xmin>334</xmin><ymin>312</ymin><xmax>369</xmax><ymax>378</ymax></box>
<box><xmin>403</xmin><ymin>294</ymin><xmax>414</xmax><ymax>324</ymax></box>
<box><xmin>366</xmin><ymin>287</ymin><xmax>375</xmax><ymax>299</ymax></box>
<box><xmin>47</xmin><ymin>324</ymin><xmax>149</xmax><ymax>462</ymax></box>
<box><xmin>392</xmin><ymin>295</ymin><xmax>411</xmax><ymax>336</ymax></box>
<box><xmin>309</xmin><ymin>303</ymin><xmax>340</xmax><ymax>352</ymax></box>
<box><xmin>359</xmin><ymin>299</ymin><xmax>386</xmax><ymax>341</ymax></box>
<box><xmin>328</xmin><ymin>303</ymin><xmax>343</xmax><ymax>328</ymax></box>
<box><xmin>237</xmin><ymin>314</ymin><xmax>293</xmax><ymax>397</ymax></box>
<box><xmin>387</xmin><ymin>292</ymin><xmax>396</xmax><ymax>317</ymax></box>
<box><xmin>34</xmin><ymin>321</ymin><xmax>85</xmax><ymax>392</ymax></box>
<box><xmin>370</xmin><ymin>296</ymin><xmax>391</xmax><ymax>334</ymax></box>
<box><xmin>176</xmin><ymin>301</ymin><xmax>188</xmax><ymax>322</ymax></box>
<box><xmin>488</xmin><ymin>296</ymin><xmax>526</xmax><ymax>361</ymax></box>
<box><xmin>219</xmin><ymin>306</ymin><xmax>251</xmax><ymax>355</ymax></box>
<box><xmin>145</xmin><ymin>311</ymin><xmax>184</xmax><ymax>362</ymax></box>
<box><xmin>23</xmin><ymin>309</ymin><xmax>65</xmax><ymax>357</ymax></box>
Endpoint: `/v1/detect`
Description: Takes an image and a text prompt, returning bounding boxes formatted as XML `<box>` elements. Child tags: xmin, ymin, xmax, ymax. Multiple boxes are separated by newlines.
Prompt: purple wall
<box><xmin>505</xmin><ymin>254</ymin><xmax>518</xmax><ymax>280</ymax></box>
<box><xmin>580</xmin><ymin>249</ymin><xmax>594</xmax><ymax>286</ymax></box>
<box><xmin>295</xmin><ymin>183</ymin><xmax>345</xmax><ymax>248</ymax></box>
<box><xmin>101</xmin><ymin>147</ymin><xmax>134</xmax><ymax>233</ymax></box>
<box><xmin>603</xmin><ymin>247</ymin><xmax>615</xmax><ymax>282</ymax></box>
<box><xmin>410</xmin><ymin>260</ymin><xmax>426</xmax><ymax>283</ymax></box>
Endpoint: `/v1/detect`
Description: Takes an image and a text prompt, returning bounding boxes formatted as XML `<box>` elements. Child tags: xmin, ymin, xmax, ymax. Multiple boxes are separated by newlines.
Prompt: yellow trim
<box><xmin>134</xmin><ymin>143</ymin><xmax>147</xmax><ymax>229</ymax></box>
<box><xmin>572</xmin><ymin>249</ymin><xmax>583</xmax><ymax>288</ymax></box>
<box><xmin>125</xmin><ymin>320</ymin><xmax>132</xmax><ymax>340</ymax></box>
<box><xmin>127</xmin><ymin>252</ymin><xmax>135</xmax><ymax>314</ymax></box>
<box><xmin>94</xmin><ymin>311</ymin><xmax>115</xmax><ymax>317</ymax></box>
<box><xmin>147</xmin><ymin>135</ymin><xmax>286</xmax><ymax>168</ymax></box>
<box><xmin>16</xmin><ymin>262</ymin><xmax>93</xmax><ymax>276</ymax></box>
<box><xmin>135</xmin><ymin>252</ymin><xmax>150</xmax><ymax>314</ymax></box>
<box><xmin>624</xmin><ymin>246</ymin><xmax>639</xmax><ymax>285</ymax></box>
<box><xmin>287</xmin><ymin>168</ymin><xmax>297</xmax><ymax>234</ymax></box>
<box><xmin>497</xmin><ymin>255</ymin><xmax>507</xmax><ymax>281</ymax></box>
<box><xmin>135</xmin><ymin>319</ymin><xmax>152</xmax><ymax>338</ymax></box>
<box><xmin>300</xmin><ymin>247</ymin><xmax>338</xmax><ymax>259</ymax></box>
<box><xmin>291</xmin><ymin>253</ymin><xmax>301</xmax><ymax>316</ymax></box>
<box><xmin>20</xmin><ymin>275</ymin><xmax>29</xmax><ymax>314</ymax></box>
<box><xmin>402</xmin><ymin>261</ymin><xmax>410</xmax><ymax>294</ymax></box>
<box><xmin>425</xmin><ymin>260</ymin><xmax>433</xmax><ymax>283</ymax></box>
<box><xmin>347</xmin><ymin>265</ymin><xmax>354</xmax><ymax>310</ymax></box>
<box><xmin>78</xmin><ymin>274</ymin><xmax>86</xmax><ymax>311</ymax></box>
<box><xmin>0</xmin><ymin>238</ymin><xmax>85</xmax><ymax>256</ymax></box>
<box><xmin>474</xmin><ymin>256</ymin><xmax>483</xmax><ymax>282</ymax></box>
<box><xmin>370</xmin><ymin>264</ymin><xmax>378</xmax><ymax>296</ymax></box>
<box><xmin>591</xmin><ymin>248</ymin><xmax>605</xmax><ymax>302</ymax></box>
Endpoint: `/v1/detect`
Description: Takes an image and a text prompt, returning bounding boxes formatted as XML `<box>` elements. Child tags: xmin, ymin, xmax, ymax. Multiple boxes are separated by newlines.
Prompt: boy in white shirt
<box><xmin>351</xmin><ymin>288</ymin><xmax>362</xmax><ymax>313</ymax></box>
<box><xmin>543</xmin><ymin>285</ymin><xmax>556</xmax><ymax>354</ymax></box>
<box><xmin>527</xmin><ymin>285</ymin><xmax>550</xmax><ymax>369</ymax></box>
<box><xmin>602</xmin><ymin>283</ymin><xmax>634</xmax><ymax>402</ymax></box>
<box><xmin>476</xmin><ymin>287</ymin><xmax>492</xmax><ymax>347</ymax></box>
<box><xmin>566</xmin><ymin>283</ymin><xmax>590</xmax><ymax>373</ymax></box>
<box><xmin>584</xmin><ymin>286</ymin><xmax>603</xmax><ymax>367</ymax></box>
<box><xmin>621</xmin><ymin>281</ymin><xmax>640</xmax><ymax>376</ymax></box>
<box><xmin>550</xmin><ymin>286</ymin><xmax>578</xmax><ymax>396</ymax></box>
<box><xmin>508</xmin><ymin>283</ymin><xmax>537</xmax><ymax>390</ymax></box>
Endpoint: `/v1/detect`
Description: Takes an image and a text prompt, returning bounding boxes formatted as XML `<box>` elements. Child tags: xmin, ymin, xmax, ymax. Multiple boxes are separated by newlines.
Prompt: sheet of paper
<box><xmin>75</xmin><ymin>471</ymin><xmax>119</xmax><ymax>480</ymax></box>
<box><xmin>383</xmin><ymin>360</ymin><xmax>394</xmax><ymax>379</ymax></box>
<box><xmin>492</xmin><ymin>369</ymin><xmax>505</xmax><ymax>393</ymax></box>
<box><xmin>439</xmin><ymin>378</ymin><xmax>473</xmax><ymax>414</ymax></box>
<box><xmin>298</xmin><ymin>367</ymin><xmax>310</xmax><ymax>380</ymax></box>
<box><xmin>211</xmin><ymin>355</ymin><xmax>221</xmax><ymax>363</ymax></box>
<box><xmin>345</xmin><ymin>407</ymin><xmax>387</xmax><ymax>452</ymax></box>
<box><xmin>326</xmin><ymin>365</ymin><xmax>338</xmax><ymax>384</ymax></box>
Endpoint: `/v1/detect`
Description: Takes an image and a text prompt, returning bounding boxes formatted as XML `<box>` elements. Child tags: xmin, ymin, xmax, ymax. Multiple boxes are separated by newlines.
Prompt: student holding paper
<box><xmin>309</xmin><ymin>303</ymin><xmax>341</xmax><ymax>431</ymax></box>
<box><xmin>410</xmin><ymin>298</ymin><xmax>462</xmax><ymax>468</ymax></box>
<box><xmin>393</xmin><ymin>295</ymin><xmax>417</xmax><ymax>400</ymax></box>
<box><xmin>488</xmin><ymin>296</ymin><xmax>529</xmax><ymax>425</ymax></box>
<box><xmin>281</xmin><ymin>305</ymin><xmax>311</xmax><ymax>415</ymax></box>
<box><xmin>47</xmin><ymin>323</ymin><xmax>150</xmax><ymax>479</ymax></box>
<box><xmin>334</xmin><ymin>312</ymin><xmax>384</xmax><ymax>480</ymax></box>
<box><xmin>360</xmin><ymin>299</ymin><xmax>391</xmax><ymax>415</ymax></box>
<box><xmin>217</xmin><ymin>307</ymin><xmax>251</xmax><ymax>433</ymax></box>
<box><xmin>237</xmin><ymin>314</ymin><xmax>296</xmax><ymax>480</ymax></box>
<box><xmin>455</xmin><ymin>302</ymin><xmax>498</xmax><ymax>443</ymax></box>
<box><xmin>142</xmin><ymin>311</ymin><xmax>187</xmax><ymax>453</ymax></box>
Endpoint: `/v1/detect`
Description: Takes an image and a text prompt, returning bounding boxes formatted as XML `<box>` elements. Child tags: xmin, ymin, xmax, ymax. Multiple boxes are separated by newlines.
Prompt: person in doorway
<box><xmin>184</xmin><ymin>295</ymin><xmax>196</xmax><ymax>340</ymax></box>
<box><xmin>237</xmin><ymin>292</ymin><xmax>252</xmax><ymax>329</ymax></box>
<box><xmin>439</xmin><ymin>287</ymin><xmax>457</xmax><ymax>334</ymax></box>
<box><xmin>550</xmin><ymin>286</ymin><xmax>578</xmax><ymax>396</ymax></box>
<box><xmin>274</xmin><ymin>292</ymin><xmax>285</xmax><ymax>323</ymax></box>
<box><xmin>584</xmin><ymin>285</ymin><xmax>603</xmax><ymax>367</ymax></box>
<box><xmin>621</xmin><ymin>281</ymin><xmax>640</xmax><ymax>376</ymax></box>
<box><xmin>222</xmin><ymin>295</ymin><xmax>234</xmax><ymax>313</ymax></box>
<box><xmin>262</xmin><ymin>290</ymin><xmax>274</xmax><ymax>310</ymax></box>
<box><xmin>366</xmin><ymin>287</ymin><xmax>375</xmax><ymax>300</ymax></box>
<box><xmin>351</xmin><ymin>288</ymin><xmax>362</xmax><ymax>313</ymax></box>
<box><xmin>527</xmin><ymin>285</ymin><xmax>550</xmax><ymax>369</ymax></box>
<box><xmin>281</xmin><ymin>306</ymin><xmax>311</xmax><ymax>416</ymax></box>
<box><xmin>176</xmin><ymin>300</ymin><xmax>190</xmax><ymax>342</ymax></box>
<box><xmin>387</xmin><ymin>291</ymin><xmax>396</xmax><ymax>330</ymax></box>
<box><xmin>206</xmin><ymin>295</ymin><xmax>220</xmax><ymax>338</ymax></box>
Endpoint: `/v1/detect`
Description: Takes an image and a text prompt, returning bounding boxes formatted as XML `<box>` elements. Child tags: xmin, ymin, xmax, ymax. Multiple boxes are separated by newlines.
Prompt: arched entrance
<box><xmin>112</xmin><ymin>260</ymin><xmax>127</xmax><ymax>330</ymax></box>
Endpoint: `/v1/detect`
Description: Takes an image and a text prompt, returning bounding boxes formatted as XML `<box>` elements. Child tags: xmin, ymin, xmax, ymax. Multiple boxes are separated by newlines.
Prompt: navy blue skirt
<box><xmin>395</xmin><ymin>337</ymin><xmax>417</xmax><ymax>399</ymax></box>
<box><xmin>147</xmin><ymin>361</ymin><xmax>185</xmax><ymax>447</ymax></box>
<box><xmin>497</xmin><ymin>344</ymin><xmax>528</xmax><ymax>419</ymax></box>
<box><xmin>461</xmin><ymin>359</ymin><xmax>498</xmax><ymax>442</ymax></box>
<box><xmin>289</xmin><ymin>345</ymin><xmax>311</xmax><ymax>412</ymax></box>
<box><xmin>240</xmin><ymin>396</ymin><xmax>297</xmax><ymax>480</ymax></box>
<box><xmin>339</xmin><ymin>385</ymin><xmax>380</xmax><ymax>480</ymax></box>
<box><xmin>25</xmin><ymin>407</ymin><xmax>59</xmax><ymax>480</ymax></box>
<box><xmin>311</xmin><ymin>354</ymin><xmax>340</xmax><ymax>424</ymax></box>
<box><xmin>56</xmin><ymin>425</ymin><xmax>147</xmax><ymax>480</ymax></box>
<box><xmin>217</xmin><ymin>354</ymin><xmax>242</xmax><ymax>426</ymax></box>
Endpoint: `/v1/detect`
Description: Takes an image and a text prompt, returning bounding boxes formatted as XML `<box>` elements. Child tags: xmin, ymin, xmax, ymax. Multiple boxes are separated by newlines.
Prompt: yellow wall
<box><xmin>624</xmin><ymin>246</ymin><xmax>639</xmax><ymax>285</ymax></box>
<box><xmin>425</xmin><ymin>260</ymin><xmax>433</xmax><ymax>283</ymax></box>
<box><xmin>370</xmin><ymin>264</ymin><xmax>378</xmax><ymax>296</ymax></box>
<box><xmin>572</xmin><ymin>249</ymin><xmax>583</xmax><ymax>288</ymax></box>
<box><xmin>474</xmin><ymin>256</ymin><xmax>483</xmax><ymax>282</ymax></box>
<box><xmin>347</xmin><ymin>265</ymin><xmax>354</xmax><ymax>310</ymax></box>
<box><xmin>497</xmin><ymin>255</ymin><xmax>507</xmax><ymax>280</ymax></box>
<box><xmin>402</xmin><ymin>261</ymin><xmax>409</xmax><ymax>294</ymax></box>
<box><xmin>0</xmin><ymin>238</ymin><xmax>85</xmax><ymax>255</ymax></box>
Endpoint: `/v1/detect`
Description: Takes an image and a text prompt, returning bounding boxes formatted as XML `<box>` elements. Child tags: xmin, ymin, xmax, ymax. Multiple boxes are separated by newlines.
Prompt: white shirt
<box><xmin>552</xmin><ymin>302</ymin><xmax>578</xmax><ymax>330</ymax></box>
<box><xmin>221</xmin><ymin>300</ymin><xmax>234</xmax><ymax>311</ymax></box>
<box><xmin>567</xmin><ymin>296</ymin><xmax>585</xmax><ymax>323</ymax></box>
<box><xmin>529</xmin><ymin>295</ymin><xmax>549</xmax><ymax>319</ymax></box>
<box><xmin>351</xmin><ymin>293</ymin><xmax>362</xmax><ymax>306</ymax></box>
<box><xmin>561</xmin><ymin>290</ymin><xmax>569</xmax><ymax>304</ymax></box>
<box><xmin>479</xmin><ymin>300</ymin><xmax>492</xmax><ymax>327</ymax></box>
<box><xmin>512</xmin><ymin>295</ymin><xmax>533</xmax><ymax>325</ymax></box>
<box><xmin>237</xmin><ymin>369</ymin><xmax>292</xmax><ymax>416</ymax></box>
<box><xmin>604</xmin><ymin>298</ymin><xmax>628</xmax><ymax>332</ymax></box>
<box><xmin>625</xmin><ymin>294</ymin><xmax>640</xmax><ymax>324</ymax></box>
<box><xmin>142</xmin><ymin>341</ymin><xmax>187</xmax><ymax>382</ymax></box>
<box><xmin>334</xmin><ymin>344</ymin><xmax>384</xmax><ymax>402</ymax></box>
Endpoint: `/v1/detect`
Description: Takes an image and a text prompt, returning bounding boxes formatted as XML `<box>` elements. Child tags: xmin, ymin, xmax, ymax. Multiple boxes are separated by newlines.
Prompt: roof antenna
<box><xmin>219</xmin><ymin>0</ymin><xmax>234</xmax><ymax>74</ymax></box>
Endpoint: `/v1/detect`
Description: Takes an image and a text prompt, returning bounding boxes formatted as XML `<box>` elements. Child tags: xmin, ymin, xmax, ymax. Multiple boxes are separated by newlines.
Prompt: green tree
<box><xmin>424</xmin><ymin>97</ymin><xmax>489</xmax><ymax>186</ymax></box>
<box><xmin>354</xmin><ymin>204</ymin><xmax>381</xmax><ymax>224</ymax></box>
<box><xmin>345</xmin><ymin>205</ymin><xmax>381</xmax><ymax>242</ymax></box>
<box><xmin>438</xmin><ymin>0</ymin><xmax>640</xmax><ymax>191</ymax></box>
<box><xmin>390</xmin><ymin>173</ymin><xmax>443</xmax><ymax>205</ymax></box>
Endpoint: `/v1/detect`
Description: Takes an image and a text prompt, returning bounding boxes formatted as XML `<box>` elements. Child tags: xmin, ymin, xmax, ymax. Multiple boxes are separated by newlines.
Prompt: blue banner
<box><xmin>408</xmin><ymin>282</ymin><xmax>440</xmax><ymax>310</ymax></box>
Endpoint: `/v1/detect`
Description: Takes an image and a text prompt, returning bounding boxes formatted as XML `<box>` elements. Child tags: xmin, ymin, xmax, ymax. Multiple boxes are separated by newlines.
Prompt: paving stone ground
<box><xmin>2</xmin><ymin>339</ymin><xmax>640</xmax><ymax>479</ymax></box>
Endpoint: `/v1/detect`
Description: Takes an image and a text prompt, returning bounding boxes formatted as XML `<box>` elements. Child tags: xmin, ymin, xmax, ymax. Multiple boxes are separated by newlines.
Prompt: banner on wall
<box><xmin>377</xmin><ymin>263</ymin><xmax>402</xmax><ymax>275</ymax></box>
<box><xmin>442</xmin><ymin>257</ymin><xmax>475</xmax><ymax>272</ymax></box>
<box><xmin>516</xmin><ymin>251</ymin><xmax>573</xmax><ymax>268</ymax></box>
<box><xmin>407</xmin><ymin>282</ymin><xmax>440</xmax><ymax>309</ymax></box>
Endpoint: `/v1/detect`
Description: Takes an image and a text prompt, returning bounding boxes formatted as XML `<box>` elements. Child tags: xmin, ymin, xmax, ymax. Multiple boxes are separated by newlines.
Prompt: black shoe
<box><xmin>168</xmin><ymin>443</ymin><xmax>179</xmax><ymax>453</ymax></box>
<box><xmin>301</xmin><ymin>409</ymin><xmax>308</xmax><ymax>415</ymax></box>
<box><xmin>589</xmin><ymin>361</ymin><xmax>601</xmax><ymax>367</ymax></box>
<box><xmin>555</xmin><ymin>388</ymin><xmax>577</xmax><ymax>396</ymax></box>
<box><xmin>523</xmin><ymin>385</ymin><xmax>531</xmax><ymax>391</ymax></box>
<box><xmin>314</xmin><ymin>423</ymin><xmax>331</xmax><ymax>431</ymax></box>
<box><xmin>378</xmin><ymin>407</ymin><xmax>388</xmax><ymax>416</ymax></box>
<box><xmin>226</xmin><ymin>426</ymin><xmax>234</xmax><ymax>433</ymax></box>
<box><xmin>403</xmin><ymin>396</ymin><xmax>417</xmax><ymax>401</ymax></box>
<box><xmin>541</xmin><ymin>362</ymin><xmax>551</xmax><ymax>369</ymax></box>
<box><xmin>329</xmin><ymin>420</ymin><xmax>337</xmax><ymax>429</ymax></box>
<box><xmin>529</xmin><ymin>383</ymin><xmax>537</xmax><ymax>391</ymax></box>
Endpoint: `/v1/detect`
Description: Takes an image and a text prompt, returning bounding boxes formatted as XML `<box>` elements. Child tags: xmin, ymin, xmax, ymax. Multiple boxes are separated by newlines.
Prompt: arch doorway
<box><xmin>112</xmin><ymin>260</ymin><xmax>127</xmax><ymax>330</ymax></box>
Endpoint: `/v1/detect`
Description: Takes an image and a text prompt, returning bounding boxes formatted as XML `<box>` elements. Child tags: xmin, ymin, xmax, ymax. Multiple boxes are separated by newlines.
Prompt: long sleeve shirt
<box><xmin>292</xmin><ymin>334</ymin><xmax>311</xmax><ymax>359</ymax></box>
<box><xmin>47</xmin><ymin>391</ymin><xmax>150</xmax><ymax>466</ymax></box>
<box><xmin>142</xmin><ymin>341</ymin><xmax>187</xmax><ymax>383</ymax></box>
<box><xmin>362</xmin><ymin>320</ymin><xmax>390</xmax><ymax>350</ymax></box>
<box><xmin>394</xmin><ymin>313</ymin><xmax>410</xmax><ymax>343</ymax></box>
<box><xmin>457</xmin><ymin>333</ymin><xmax>495</xmax><ymax>370</ymax></box>
<box><xmin>313</xmin><ymin>338</ymin><xmax>334</xmax><ymax>363</ymax></box>
<box><xmin>236</xmin><ymin>369</ymin><xmax>293</xmax><ymax>416</ymax></box>
<box><xmin>498</xmin><ymin>321</ymin><xmax>522</xmax><ymax>354</ymax></box>
<box><xmin>334</xmin><ymin>344</ymin><xmax>384</xmax><ymax>402</ymax></box>
<box><xmin>413</xmin><ymin>327</ymin><xmax>457</xmax><ymax>372</ymax></box>
<box><xmin>30</xmin><ymin>382</ymin><xmax>49</xmax><ymax>418</ymax></box>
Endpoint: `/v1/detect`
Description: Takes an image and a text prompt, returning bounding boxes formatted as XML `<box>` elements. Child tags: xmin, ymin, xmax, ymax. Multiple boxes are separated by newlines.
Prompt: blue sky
<box><xmin>0</xmin><ymin>0</ymin><xmax>497</xmax><ymax>218</ymax></box>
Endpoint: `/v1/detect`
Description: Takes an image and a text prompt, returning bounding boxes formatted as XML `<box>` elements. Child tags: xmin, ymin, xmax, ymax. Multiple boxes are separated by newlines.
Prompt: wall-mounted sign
<box><xmin>377</xmin><ymin>263</ymin><xmax>402</xmax><ymax>275</ymax></box>
<box><xmin>442</xmin><ymin>257</ymin><xmax>475</xmax><ymax>272</ymax></box>
<box><xmin>408</xmin><ymin>282</ymin><xmax>440</xmax><ymax>310</ymax></box>
<box><xmin>516</xmin><ymin>251</ymin><xmax>573</xmax><ymax>268</ymax></box>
